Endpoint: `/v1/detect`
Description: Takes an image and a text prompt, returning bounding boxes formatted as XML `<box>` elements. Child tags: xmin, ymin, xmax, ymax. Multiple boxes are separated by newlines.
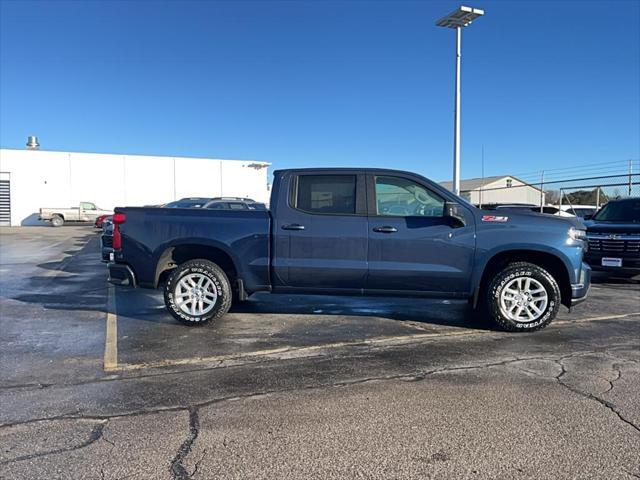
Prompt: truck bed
<box><xmin>39</xmin><ymin>207</ymin><xmax>80</xmax><ymax>220</ymax></box>
<box><xmin>114</xmin><ymin>207</ymin><xmax>271</xmax><ymax>290</ymax></box>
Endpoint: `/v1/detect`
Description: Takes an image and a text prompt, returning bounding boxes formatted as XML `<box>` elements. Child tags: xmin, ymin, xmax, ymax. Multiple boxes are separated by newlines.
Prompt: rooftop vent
<box><xmin>26</xmin><ymin>136</ymin><xmax>40</xmax><ymax>150</ymax></box>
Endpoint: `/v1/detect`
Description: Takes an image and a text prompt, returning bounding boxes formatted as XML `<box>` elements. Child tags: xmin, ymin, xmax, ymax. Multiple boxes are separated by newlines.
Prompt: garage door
<box><xmin>0</xmin><ymin>179</ymin><xmax>10</xmax><ymax>226</ymax></box>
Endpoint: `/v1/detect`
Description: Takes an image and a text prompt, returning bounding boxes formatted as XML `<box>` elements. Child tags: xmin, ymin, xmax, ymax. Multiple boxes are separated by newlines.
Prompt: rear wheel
<box><xmin>163</xmin><ymin>259</ymin><xmax>232</xmax><ymax>326</ymax></box>
<box><xmin>486</xmin><ymin>262</ymin><xmax>561</xmax><ymax>332</ymax></box>
<box><xmin>51</xmin><ymin>215</ymin><xmax>64</xmax><ymax>227</ymax></box>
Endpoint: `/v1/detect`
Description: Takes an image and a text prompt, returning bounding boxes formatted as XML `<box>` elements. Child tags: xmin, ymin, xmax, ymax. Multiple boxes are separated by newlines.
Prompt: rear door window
<box><xmin>295</xmin><ymin>175</ymin><xmax>356</xmax><ymax>215</ymax></box>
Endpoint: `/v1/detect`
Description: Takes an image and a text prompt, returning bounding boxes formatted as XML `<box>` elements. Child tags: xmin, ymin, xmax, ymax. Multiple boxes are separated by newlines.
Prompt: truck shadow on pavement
<box><xmin>590</xmin><ymin>272</ymin><xmax>640</xmax><ymax>286</ymax></box>
<box><xmin>231</xmin><ymin>294</ymin><xmax>495</xmax><ymax>330</ymax></box>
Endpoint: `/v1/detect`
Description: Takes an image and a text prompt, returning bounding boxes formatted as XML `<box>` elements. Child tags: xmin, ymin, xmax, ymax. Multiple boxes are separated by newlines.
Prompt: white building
<box><xmin>0</xmin><ymin>147</ymin><xmax>270</xmax><ymax>226</ymax></box>
<box><xmin>440</xmin><ymin>175</ymin><xmax>544</xmax><ymax>206</ymax></box>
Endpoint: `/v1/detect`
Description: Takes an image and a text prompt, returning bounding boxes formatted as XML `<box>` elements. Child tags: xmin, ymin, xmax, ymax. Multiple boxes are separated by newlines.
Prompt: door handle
<box><xmin>282</xmin><ymin>223</ymin><xmax>305</xmax><ymax>231</ymax></box>
<box><xmin>372</xmin><ymin>226</ymin><xmax>398</xmax><ymax>233</ymax></box>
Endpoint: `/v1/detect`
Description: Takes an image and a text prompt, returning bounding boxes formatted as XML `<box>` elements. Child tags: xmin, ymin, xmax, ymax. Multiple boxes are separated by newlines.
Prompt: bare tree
<box><xmin>545</xmin><ymin>190</ymin><xmax>561</xmax><ymax>204</ymax></box>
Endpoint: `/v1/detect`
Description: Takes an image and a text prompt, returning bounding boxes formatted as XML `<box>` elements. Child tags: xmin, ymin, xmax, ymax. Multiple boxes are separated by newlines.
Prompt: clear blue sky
<box><xmin>1</xmin><ymin>0</ymin><xmax>638</xmax><ymax>182</ymax></box>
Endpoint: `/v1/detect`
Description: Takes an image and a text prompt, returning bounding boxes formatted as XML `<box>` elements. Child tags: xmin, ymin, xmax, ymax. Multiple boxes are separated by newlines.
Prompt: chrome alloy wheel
<box><xmin>499</xmin><ymin>277</ymin><xmax>548</xmax><ymax>322</ymax></box>
<box><xmin>173</xmin><ymin>273</ymin><xmax>218</xmax><ymax>316</ymax></box>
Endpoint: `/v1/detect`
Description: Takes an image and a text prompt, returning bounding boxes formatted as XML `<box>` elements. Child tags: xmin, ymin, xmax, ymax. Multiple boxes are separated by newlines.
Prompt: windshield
<box><xmin>593</xmin><ymin>200</ymin><xmax>640</xmax><ymax>222</ymax></box>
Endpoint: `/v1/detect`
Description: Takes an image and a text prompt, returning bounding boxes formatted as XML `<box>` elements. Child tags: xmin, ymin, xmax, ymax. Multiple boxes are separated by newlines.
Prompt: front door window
<box><xmin>375</xmin><ymin>176</ymin><xmax>444</xmax><ymax>217</ymax></box>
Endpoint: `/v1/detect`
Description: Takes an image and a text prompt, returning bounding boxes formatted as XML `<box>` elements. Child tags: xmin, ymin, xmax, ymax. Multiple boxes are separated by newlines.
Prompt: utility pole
<box><xmin>539</xmin><ymin>171</ymin><xmax>545</xmax><ymax>212</ymax></box>
<box><xmin>479</xmin><ymin>144</ymin><xmax>485</xmax><ymax>208</ymax></box>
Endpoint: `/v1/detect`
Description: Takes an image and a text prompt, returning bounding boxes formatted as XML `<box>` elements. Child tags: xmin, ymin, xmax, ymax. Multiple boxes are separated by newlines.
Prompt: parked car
<box><xmin>559</xmin><ymin>204</ymin><xmax>598</xmax><ymax>219</ymax></box>
<box><xmin>479</xmin><ymin>203</ymin><xmax>537</xmax><ymax>210</ymax></box>
<box><xmin>482</xmin><ymin>204</ymin><xmax>575</xmax><ymax>217</ymax></box>
<box><xmin>94</xmin><ymin>214</ymin><xmax>112</xmax><ymax>229</ymax></box>
<box><xmin>101</xmin><ymin>223</ymin><xmax>114</xmax><ymax>263</ymax></box>
<box><xmin>39</xmin><ymin>202</ymin><xmax>112</xmax><ymax>227</ymax></box>
<box><xmin>209</xmin><ymin>196</ymin><xmax>256</xmax><ymax>202</ymax></box>
<box><xmin>108</xmin><ymin>168</ymin><xmax>590</xmax><ymax>332</ymax></box>
<box><xmin>584</xmin><ymin>197</ymin><xmax>640</xmax><ymax>275</ymax></box>
<box><xmin>544</xmin><ymin>206</ymin><xmax>575</xmax><ymax>218</ymax></box>
<box><xmin>102</xmin><ymin>216</ymin><xmax>113</xmax><ymax>231</ymax></box>
<box><xmin>163</xmin><ymin>198</ymin><xmax>212</xmax><ymax>209</ymax></box>
<box><xmin>203</xmin><ymin>199</ymin><xmax>267</xmax><ymax>210</ymax></box>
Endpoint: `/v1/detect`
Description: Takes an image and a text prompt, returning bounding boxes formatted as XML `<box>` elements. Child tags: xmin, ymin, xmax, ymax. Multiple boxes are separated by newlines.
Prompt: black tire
<box><xmin>486</xmin><ymin>262</ymin><xmax>561</xmax><ymax>332</ymax></box>
<box><xmin>163</xmin><ymin>259</ymin><xmax>232</xmax><ymax>326</ymax></box>
<box><xmin>51</xmin><ymin>215</ymin><xmax>64</xmax><ymax>227</ymax></box>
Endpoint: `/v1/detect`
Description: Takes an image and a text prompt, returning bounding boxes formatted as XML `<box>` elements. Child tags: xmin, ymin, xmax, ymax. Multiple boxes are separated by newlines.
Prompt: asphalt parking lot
<box><xmin>1</xmin><ymin>226</ymin><xmax>639</xmax><ymax>480</ymax></box>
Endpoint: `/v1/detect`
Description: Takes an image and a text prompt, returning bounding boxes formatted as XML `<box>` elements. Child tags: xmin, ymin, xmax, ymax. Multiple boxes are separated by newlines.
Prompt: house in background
<box><xmin>440</xmin><ymin>175</ymin><xmax>544</xmax><ymax>206</ymax></box>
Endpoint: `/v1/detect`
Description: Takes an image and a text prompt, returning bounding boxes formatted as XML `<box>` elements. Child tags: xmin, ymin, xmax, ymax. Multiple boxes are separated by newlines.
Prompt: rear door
<box><xmin>366</xmin><ymin>173</ymin><xmax>476</xmax><ymax>295</ymax></box>
<box><xmin>272</xmin><ymin>172</ymin><xmax>368</xmax><ymax>292</ymax></box>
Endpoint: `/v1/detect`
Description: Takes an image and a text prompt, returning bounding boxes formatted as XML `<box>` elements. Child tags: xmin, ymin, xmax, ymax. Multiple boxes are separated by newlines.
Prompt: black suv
<box><xmin>584</xmin><ymin>198</ymin><xmax>640</xmax><ymax>275</ymax></box>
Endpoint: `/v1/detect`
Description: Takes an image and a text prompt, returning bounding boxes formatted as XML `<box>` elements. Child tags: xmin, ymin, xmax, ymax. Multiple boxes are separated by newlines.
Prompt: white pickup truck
<box><xmin>39</xmin><ymin>202</ymin><xmax>112</xmax><ymax>227</ymax></box>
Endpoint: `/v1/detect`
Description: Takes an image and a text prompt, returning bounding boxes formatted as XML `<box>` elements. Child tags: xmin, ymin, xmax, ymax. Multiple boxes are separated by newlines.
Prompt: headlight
<box><xmin>569</xmin><ymin>227</ymin><xmax>587</xmax><ymax>241</ymax></box>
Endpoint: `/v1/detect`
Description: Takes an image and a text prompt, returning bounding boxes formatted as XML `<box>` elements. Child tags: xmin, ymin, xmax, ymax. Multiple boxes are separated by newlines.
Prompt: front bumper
<box><xmin>570</xmin><ymin>262</ymin><xmax>591</xmax><ymax>306</ymax></box>
<box><xmin>585</xmin><ymin>253</ymin><xmax>640</xmax><ymax>274</ymax></box>
<box><xmin>108</xmin><ymin>263</ymin><xmax>137</xmax><ymax>287</ymax></box>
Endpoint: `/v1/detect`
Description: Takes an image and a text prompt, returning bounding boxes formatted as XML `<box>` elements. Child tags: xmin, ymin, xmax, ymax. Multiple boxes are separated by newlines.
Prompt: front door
<box><xmin>273</xmin><ymin>173</ymin><xmax>368</xmax><ymax>292</ymax></box>
<box><xmin>366</xmin><ymin>174</ymin><xmax>475</xmax><ymax>295</ymax></box>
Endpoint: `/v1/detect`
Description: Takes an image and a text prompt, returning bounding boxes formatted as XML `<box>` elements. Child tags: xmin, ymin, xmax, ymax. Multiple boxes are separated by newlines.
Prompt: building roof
<box><xmin>0</xmin><ymin>148</ymin><xmax>271</xmax><ymax>166</ymax></box>
<box><xmin>439</xmin><ymin>175</ymin><xmax>543</xmax><ymax>193</ymax></box>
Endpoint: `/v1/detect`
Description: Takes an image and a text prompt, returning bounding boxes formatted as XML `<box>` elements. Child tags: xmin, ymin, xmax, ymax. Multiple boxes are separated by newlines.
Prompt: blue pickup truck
<box><xmin>108</xmin><ymin>168</ymin><xmax>590</xmax><ymax>331</ymax></box>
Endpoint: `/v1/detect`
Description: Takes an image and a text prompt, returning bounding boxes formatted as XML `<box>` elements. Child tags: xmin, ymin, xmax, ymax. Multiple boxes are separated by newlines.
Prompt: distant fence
<box><xmin>464</xmin><ymin>160</ymin><xmax>640</xmax><ymax>208</ymax></box>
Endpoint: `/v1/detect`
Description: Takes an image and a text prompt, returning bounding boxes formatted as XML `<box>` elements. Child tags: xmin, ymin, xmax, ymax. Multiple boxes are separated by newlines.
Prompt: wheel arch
<box><xmin>153</xmin><ymin>240</ymin><xmax>239</xmax><ymax>289</ymax></box>
<box><xmin>474</xmin><ymin>249</ymin><xmax>573</xmax><ymax>309</ymax></box>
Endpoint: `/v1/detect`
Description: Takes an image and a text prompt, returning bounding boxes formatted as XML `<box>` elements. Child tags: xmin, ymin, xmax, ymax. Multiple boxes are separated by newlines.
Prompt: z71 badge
<box><xmin>482</xmin><ymin>215</ymin><xmax>509</xmax><ymax>222</ymax></box>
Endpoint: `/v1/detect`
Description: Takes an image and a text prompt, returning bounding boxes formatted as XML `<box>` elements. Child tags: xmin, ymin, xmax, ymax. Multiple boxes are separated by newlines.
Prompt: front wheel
<box><xmin>486</xmin><ymin>262</ymin><xmax>561</xmax><ymax>332</ymax></box>
<box><xmin>164</xmin><ymin>259</ymin><xmax>232</xmax><ymax>326</ymax></box>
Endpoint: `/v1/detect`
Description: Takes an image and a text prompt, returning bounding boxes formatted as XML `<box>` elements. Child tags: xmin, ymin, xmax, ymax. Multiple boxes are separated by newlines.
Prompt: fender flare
<box><xmin>152</xmin><ymin>237</ymin><xmax>241</xmax><ymax>288</ymax></box>
<box><xmin>471</xmin><ymin>244</ymin><xmax>575</xmax><ymax>305</ymax></box>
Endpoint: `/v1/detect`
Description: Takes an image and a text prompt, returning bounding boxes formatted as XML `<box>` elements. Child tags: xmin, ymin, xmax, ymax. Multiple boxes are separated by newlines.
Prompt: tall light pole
<box><xmin>436</xmin><ymin>6</ymin><xmax>484</xmax><ymax>196</ymax></box>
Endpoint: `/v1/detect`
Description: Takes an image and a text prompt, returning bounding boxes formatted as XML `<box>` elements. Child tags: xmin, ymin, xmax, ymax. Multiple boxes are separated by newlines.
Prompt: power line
<box><xmin>515</xmin><ymin>165</ymin><xmax>640</xmax><ymax>182</ymax></box>
<box><xmin>508</xmin><ymin>159</ymin><xmax>638</xmax><ymax>179</ymax></box>
<box><xmin>521</xmin><ymin>165</ymin><xmax>640</xmax><ymax>180</ymax></box>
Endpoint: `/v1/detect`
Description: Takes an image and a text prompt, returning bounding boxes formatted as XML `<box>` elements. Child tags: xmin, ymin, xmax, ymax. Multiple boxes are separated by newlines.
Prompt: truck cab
<box><xmin>270</xmin><ymin>169</ymin><xmax>476</xmax><ymax>296</ymax></box>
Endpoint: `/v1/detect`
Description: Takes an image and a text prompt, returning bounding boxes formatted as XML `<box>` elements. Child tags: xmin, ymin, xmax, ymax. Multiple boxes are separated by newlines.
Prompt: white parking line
<box><xmin>104</xmin><ymin>287</ymin><xmax>118</xmax><ymax>371</ymax></box>
<box><xmin>116</xmin><ymin>329</ymin><xmax>484</xmax><ymax>372</ymax></box>
<box><xmin>110</xmin><ymin>311</ymin><xmax>640</xmax><ymax>373</ymax></box>
<box><xmin>555</xmin><ymin>312</ymin><xmax>640</xmax><ymax>324</ymax></box>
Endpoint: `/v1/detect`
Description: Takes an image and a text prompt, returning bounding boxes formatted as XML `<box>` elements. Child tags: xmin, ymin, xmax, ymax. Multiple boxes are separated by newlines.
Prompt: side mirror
<box><xmin>444</xmin><ymin>201</ymin><xmax>466</xmax><ymax>228</ymax></box>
